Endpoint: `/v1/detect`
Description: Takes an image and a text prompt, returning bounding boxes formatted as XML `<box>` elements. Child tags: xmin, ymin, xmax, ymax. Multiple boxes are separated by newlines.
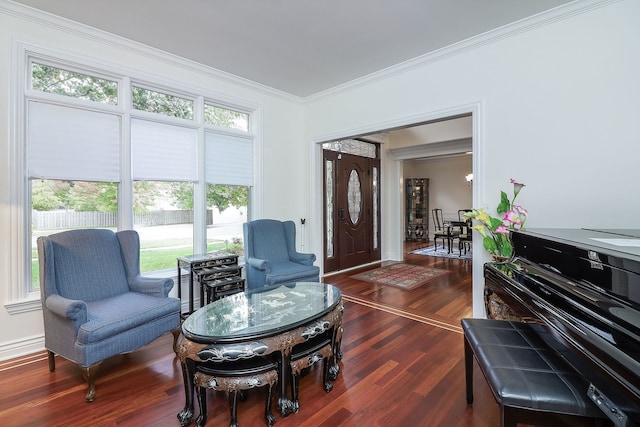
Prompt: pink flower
<box><xmin>510</xmin><ymin>178</ymin><xmax>525</xmax><ymax>197</ymax></box>
<box><xmin>495</xmin><ymin>225</ymin><xmax>511</xmax><ymax>235</ymax></box>
<box><xmin>513</xmin><ymin>205</ymin><xmax>528</xmax><ymax>216</ymax></box>
<box><xmin>503</xmin><ymin>210</ymin><xmax>523</xmax><ymax>226</ymax></box>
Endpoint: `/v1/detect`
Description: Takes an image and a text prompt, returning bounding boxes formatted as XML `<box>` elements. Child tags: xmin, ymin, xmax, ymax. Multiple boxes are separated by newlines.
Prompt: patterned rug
<box><xmin>410</xmin><ymin>246</ymin><xmax>472</xmax><ymax>260</ymax></box>
<box><xmin>350</xmin><ymin>263</ymin><xmax>451</xmax><ymax>290</ymax></box>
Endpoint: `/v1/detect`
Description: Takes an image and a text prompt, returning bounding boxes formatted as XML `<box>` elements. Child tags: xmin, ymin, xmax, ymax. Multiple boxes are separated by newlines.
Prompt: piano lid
<box><xmin>488</xmin><ymin>228</ymin><xmax>640</xmax><ymax>424</ymax></box>
<box><xmin>520</xmin><ymin>228</ymin><xmax>640</xmax><ymax>258</ymax></box>
<box><xmin>512</xmin><ymin>228</ymin><xmax>640</xmax><ymax>280</ymax></box>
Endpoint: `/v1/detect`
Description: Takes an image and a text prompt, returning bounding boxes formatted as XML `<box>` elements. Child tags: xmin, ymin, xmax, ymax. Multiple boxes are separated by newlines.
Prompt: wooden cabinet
<box><xmin>405</xmin><ymin>178</ymin><xmax>429</xmax><ymax>241</ymax></box>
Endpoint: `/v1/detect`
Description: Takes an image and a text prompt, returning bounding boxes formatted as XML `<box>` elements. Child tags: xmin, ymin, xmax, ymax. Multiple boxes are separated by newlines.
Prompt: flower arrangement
<box><xmin>464</xmin><ymin>179</ymin><xmax>528</xmax><ymax>259</ymax></box>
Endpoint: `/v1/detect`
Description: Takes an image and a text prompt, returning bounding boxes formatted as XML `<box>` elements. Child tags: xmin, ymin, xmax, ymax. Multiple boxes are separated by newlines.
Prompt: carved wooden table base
<box><xmin>177</xmin><ymin>302</ymin><xmax>343</xmax><ymax>425</ymax></box>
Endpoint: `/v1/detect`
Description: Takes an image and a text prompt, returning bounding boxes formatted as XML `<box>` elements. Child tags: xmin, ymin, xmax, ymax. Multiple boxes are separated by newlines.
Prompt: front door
<box><xmin>323</xmin><ymin>148</ymin><xmax>380</xmax><ymax>273</ymax></box>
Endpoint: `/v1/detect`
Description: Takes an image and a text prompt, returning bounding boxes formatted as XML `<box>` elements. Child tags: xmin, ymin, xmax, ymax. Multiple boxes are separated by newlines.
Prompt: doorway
<box><xmin>322</xmin><ymin>141</ymin><xmax>381</xmax><ymax>273</ymax></box>
<box><xmin>313</xmin><ymin>103</ymin><xmax>483</xmax><ymax>317</ymax></box>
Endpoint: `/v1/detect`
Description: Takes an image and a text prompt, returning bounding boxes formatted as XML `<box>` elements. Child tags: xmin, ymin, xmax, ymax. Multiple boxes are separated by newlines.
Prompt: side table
<box><xmin>176</xmin><ymin>253</ymin><xmax>242</xmax><ymax>315</ymax></box>
<box><xmin>196</xmin><ymin>264</ymin><xmax>245</xmax><ymax>304</ymax></box>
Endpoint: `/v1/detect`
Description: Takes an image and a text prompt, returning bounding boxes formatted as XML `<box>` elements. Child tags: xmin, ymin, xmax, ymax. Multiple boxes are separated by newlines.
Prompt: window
<box><xmin>133</xmin><ymin>181</ymin><xmax>193</xmax><ymax>273</ymax></box>
<box><xmin>322</xmin><ymin>139</ymin><xmax>377</xmax><ymax>158</ymax></box>
<box><xmin>205</xmin><ymin>184</ymin><xmax>249</xmax><ymax>256</ymax></box>
<box><xmin>31</xmin><ymin>180</ymin><xmax>118</xmax><ymax>290</ymax></box>
<box><xmin>11</xmin><ymin>49</ymin><xmax>257</xmax><ymax>307</ymax></box>
<box><xmin>204</xmin><ymin>104</ymin><xmax>249</xmax><ymax>132</ymax></box>
<box><xmin>132</xmin><ymin>86</ymin><xmax>194</xmax><ymax>120</ymax></box>
<box><xmin>31</xmin><ymin>62</ymin><xmax>118</xmax><ymax>105</ymax></box>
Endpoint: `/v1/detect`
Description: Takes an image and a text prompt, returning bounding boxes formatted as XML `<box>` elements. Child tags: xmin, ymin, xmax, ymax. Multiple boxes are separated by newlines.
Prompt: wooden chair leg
<box><xmin>265</xmin><ymin>383</ymin><xmax>276</xmax><ymax>427</ymax></box>
<box><xmin>322</xmin><ymin>358</ymin><xmax>333</xmax><ymax>392</ymax></box>
<box><xmin>228</xmin><ymin>390</ymin><xmax>239</xmax><ymax>427</ymax></box>
<box><xmin>48</xmin><ymin>350</ymin><xmax>55</xmax><ymax>372</ymax></box>
<box><xmin>79</xmin><ymin>361</ymin><xmax>102</xmax><ymax>402</ymax></box>
<box><xmin>171</xmin><ymin>326</ymin><xmax>181</xmax><ymax>354</ymax></box>
<box><xmin>195</xmin><ymin>387</ymin><xmax>207</xmax><ymax>427</ymax></box>
<box><xmin>291</xmin><ymin>373</ymin><xmax>300</xmax><ymax>413</ymax></box>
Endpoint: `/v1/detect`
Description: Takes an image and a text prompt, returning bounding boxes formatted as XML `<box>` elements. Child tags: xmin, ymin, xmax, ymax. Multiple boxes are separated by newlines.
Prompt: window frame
<box><xmin>7</xmin><ymin>42</ymin><xmax>260</xmax><ymax>314</ymax></box>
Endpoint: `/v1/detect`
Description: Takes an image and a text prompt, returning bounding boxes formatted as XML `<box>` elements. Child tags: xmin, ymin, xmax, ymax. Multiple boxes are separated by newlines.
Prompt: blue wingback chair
<box><xmin>37</xmin><ymin>229</ymin><xmax>181</xmax><ymax>402</ymax></box>
<box><xmin>243</xmin><ymin>219</ymin><xmax>319</xmax><ymax>290</ymax></box>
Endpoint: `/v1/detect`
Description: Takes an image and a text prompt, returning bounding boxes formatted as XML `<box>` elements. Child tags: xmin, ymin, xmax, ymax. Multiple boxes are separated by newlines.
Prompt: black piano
<box><xmin>484</xmin><ymin>228</ymin><xmax>640</xmax><ymax>426</ymax></box>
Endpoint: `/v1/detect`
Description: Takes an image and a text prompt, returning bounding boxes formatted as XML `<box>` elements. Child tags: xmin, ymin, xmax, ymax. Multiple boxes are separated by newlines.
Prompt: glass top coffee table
<box><xmin>177</xmin><ymin>282</ymin><xmax>343</xmax><ymax>424</ymax></box>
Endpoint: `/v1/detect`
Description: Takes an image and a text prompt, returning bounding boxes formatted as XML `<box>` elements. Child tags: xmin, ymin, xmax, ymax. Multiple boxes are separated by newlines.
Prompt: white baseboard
<box><xmin>0</xmin><ymin>335</ymin><xmax>45</xmax><ymax>361</ymax></box>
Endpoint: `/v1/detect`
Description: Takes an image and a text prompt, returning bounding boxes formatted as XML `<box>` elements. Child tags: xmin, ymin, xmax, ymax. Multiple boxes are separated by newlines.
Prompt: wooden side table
<box><xmin>176</xmin><ymin>253</ymin><xmax>241</xmax><ymax>315</ymax></box>
<box><xmin>196</xmin><ymin>264</ymin><xmax>245</xmax><ymax>304</ymax></box>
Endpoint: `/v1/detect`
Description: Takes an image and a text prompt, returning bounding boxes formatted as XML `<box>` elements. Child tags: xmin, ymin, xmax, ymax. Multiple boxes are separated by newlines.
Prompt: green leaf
<box><xmin>496</xmin><ymin>190</ymin><xmax>510</xmax><ymax>214</ymax></box>
<box><xmin>488</xmin><ymin>216</ymin><xmax>503</xmax><ymax>231</ymax></box>
<box><xmin>497</xmin><ymin>234</ymin><xmax>513</xmax><ymax>257</ymax></box>
<box><xmin>483</xmin><ymin>236</ymin><xmax>497</xmax><ymax>253</ymax></box>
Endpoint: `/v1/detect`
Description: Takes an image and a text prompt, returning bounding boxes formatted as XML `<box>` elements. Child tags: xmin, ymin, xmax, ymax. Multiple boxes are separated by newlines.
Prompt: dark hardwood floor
<box><xmin>0</xmin><ymin>241</ymin><xmax>505</xmax><ymax>427</ymax></box>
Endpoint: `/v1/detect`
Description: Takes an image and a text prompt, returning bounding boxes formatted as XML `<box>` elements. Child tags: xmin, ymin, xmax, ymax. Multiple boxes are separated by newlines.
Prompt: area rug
<box><xmin>350</xmin><ymin>263</ymin><xmax>451</xmax><ymax>290</ymax></box>
<box><xmin>410</xmin><ymin>246</ymin><xmax>472</xmax><ymax>260</ymax></box>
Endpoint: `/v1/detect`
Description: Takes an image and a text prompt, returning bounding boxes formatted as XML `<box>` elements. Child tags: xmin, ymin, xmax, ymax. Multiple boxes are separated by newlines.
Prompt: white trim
<box><xmin>7</xmin><ymin>39</ymin><xmax>262</xmax><ymax>312</ymax></box>
<box><xmin>0</xmin><ymin>334</ymin><xmax>45</xmax><ymax>361</ymax></box>
<box><xmin>0</xmin><ymin>0</ymin><xmax>303</xmax><ymax>104</ymax></box>
<box><xmin>1</xmin><ymin>0</ymin><xmax>617</xmax><ymax>103</ymax></box>
<box><xmin>16</xmin><ymin>40</ymin><xmax>264</xmax><ymax>119</ymax></box>
<box><xmin>389</xmin><ymin>138</ymin><xmax>472</xmax><ymax>160</ymax></box>
<box><xmin>8</xmin><ymin>34</ymin><xmax>29</xmax><ymax>304</ymax></box>
<box><xmin>5</xmin><ymin>295</ymin><xmax>40</xmax><ymax>315</ymax></box>
<box><xmin>305</xmin><ymin>0</ymin><xmax>620</xmax><ymax>102</ymax></box>
<box><xmin>309</xmin><ymin>101</ymin><xmax>485</xmax><ymax>316</ymax></box>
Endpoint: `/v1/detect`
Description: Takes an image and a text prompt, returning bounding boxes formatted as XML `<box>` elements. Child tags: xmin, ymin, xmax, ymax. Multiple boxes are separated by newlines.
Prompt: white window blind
<box><xmin>205</xmin><ymin>132</ymin><xmax>253</xmax><ymax>186</ymax></box>
<box><xmin>27</xmin><ymin>101</ymin><xmax>121</xmax><ymax>181</ymax></box>
<box><xmin>131</xmin><ymin>118</ymin><xmax>198</xmax><ymax>181</ymax></box>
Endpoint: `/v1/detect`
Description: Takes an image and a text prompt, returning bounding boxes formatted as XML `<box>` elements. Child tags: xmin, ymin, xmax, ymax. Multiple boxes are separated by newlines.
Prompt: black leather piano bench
<box><xmin>461</xmin><ymin>319</ymin><xmax>609</xmax><ymax>427</ymax></box>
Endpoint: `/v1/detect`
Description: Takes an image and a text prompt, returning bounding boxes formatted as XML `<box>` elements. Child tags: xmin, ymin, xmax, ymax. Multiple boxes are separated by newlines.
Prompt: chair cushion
<box><xmin>78</xmin><ymin>292</ymin><xmax>180</xmax><ymax>344</ymax></box>
<box><xmin>265</xmin><ymin>261</ymin><xmax>320</xmax><ymax>285</ymax></box>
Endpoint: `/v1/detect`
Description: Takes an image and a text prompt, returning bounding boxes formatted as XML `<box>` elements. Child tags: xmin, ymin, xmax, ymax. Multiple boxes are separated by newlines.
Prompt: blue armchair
<box><xmin>37</xmin><ymin>229</ymin><xmax>181</xmax><ymax>402</ymax></box>
<box><xmin>243</xmin><ymin>219</ymin><xmax>319</xmax><ymax>290</ymax></box>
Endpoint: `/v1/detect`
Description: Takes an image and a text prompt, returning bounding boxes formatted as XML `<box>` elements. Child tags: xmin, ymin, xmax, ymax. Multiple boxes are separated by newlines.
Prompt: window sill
<box><xmin>5</xmin><ymin>297</ymin><xmax>42</xmax><ymax>315</ymax></box>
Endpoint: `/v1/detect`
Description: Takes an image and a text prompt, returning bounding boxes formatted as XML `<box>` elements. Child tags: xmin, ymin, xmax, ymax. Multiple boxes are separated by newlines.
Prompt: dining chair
<box><xmin>432</xmin><ymin>209</ymin><xmax>449</xmax><ymax>250</ymax></box>
<box><xmin>457</xmin><ymin>209</ymin><xmax>473</xmax><ymax>255</ymax></box>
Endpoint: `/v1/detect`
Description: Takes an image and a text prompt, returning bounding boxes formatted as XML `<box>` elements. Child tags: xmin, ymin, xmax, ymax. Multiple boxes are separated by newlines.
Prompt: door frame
<box><xmin>322</xmin><ymin>149</ymin><xmax>381</xmax><ymax>273</ymax></box>
<box><xmin>309</xmin><ymin>101</ymin><xmax>486</xmax><ymax>317</ymax></box>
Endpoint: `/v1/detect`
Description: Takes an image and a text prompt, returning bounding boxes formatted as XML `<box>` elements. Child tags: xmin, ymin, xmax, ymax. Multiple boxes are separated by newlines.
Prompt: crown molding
<box><xmin>305</xmin><ymin>0</ymin><xmax>621</xmax><ymax>102</ymax></box>
<box><xmin>0</xmin><ymin>0</ymin><xmax>304</xmax><ymax>104</ymax></box>
<box><xmin>0</xmin><ymin>0</ymin><xmax>620</xmax><ymax>103</ymax></box>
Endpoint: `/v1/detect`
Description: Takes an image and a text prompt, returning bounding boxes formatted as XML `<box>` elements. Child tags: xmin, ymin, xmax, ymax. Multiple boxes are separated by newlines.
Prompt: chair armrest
<box><xmin>289</xmin><ymin>252</ymin><xmax>316</xmax><ymax>266</ymax></box>
<box><xmin>246</xmin><ymin>257</ymin><xmax>270</xmax><ymax>272</ymax></box>
<box><xmin>129</xmin><ymin>276</ymin><xmax>174</xmax><ymax>298</ymax></box>
<box><xmin>45</xmin><ymin>294</ymin><xmax>87</xmax><ymax>323</ymax></box>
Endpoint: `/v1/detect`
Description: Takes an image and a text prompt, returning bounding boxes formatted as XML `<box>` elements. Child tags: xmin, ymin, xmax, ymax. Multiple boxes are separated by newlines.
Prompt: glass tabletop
<box><xmin>182</xmin><ymin>282</ymin><xmax>342</xmax><ymax>343</ymax></box>
<box><xmin>177</xmin><ymin>252</ymin><xmax>236</xmax><ymax>263</ymax></box>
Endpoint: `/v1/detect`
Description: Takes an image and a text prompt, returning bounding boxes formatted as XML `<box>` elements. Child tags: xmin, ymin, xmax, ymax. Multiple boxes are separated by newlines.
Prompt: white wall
<box><xmin>388</xmin><ymin>116</ymin><xmax>473</xmax><ymax>150</ymax></box>
<box><xmin>305</xmin><ymin>0</ymin><xmax>640</xmax><ymax>316</ymax></box>
<box><xmin>403</xmin><ymin>155</ymin><xmax>473</xmax><ymax>239</ymax></box>
<box><xmin>0</xmin><ymin>5</ymin><xmax>307</xmax><ymax>359</ymax></box>
<box><xmin>2</xmin><ymin>0</ymin><xmax>639</xmax><ymax>359</ymax></box>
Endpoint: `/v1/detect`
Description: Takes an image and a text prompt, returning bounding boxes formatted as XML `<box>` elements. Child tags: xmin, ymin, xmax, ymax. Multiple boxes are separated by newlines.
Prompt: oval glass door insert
<box><xmin>347</xmin><ymin>169</ymin><xmax>362</xmax><ymax>224</ymax></box>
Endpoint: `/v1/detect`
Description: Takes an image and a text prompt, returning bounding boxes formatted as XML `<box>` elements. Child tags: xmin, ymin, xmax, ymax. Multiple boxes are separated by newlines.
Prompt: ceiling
<box><xmin>11</xmin><ymin>0</ymin><xmax>574</xmax><ymax>98</ymax></box>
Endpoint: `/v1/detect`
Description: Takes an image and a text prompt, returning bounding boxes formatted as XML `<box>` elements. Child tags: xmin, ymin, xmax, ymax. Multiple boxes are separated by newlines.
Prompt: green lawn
<box><xmin>31</xmin><ymin>241</ymin><xmax>233</xmax><ymax>289</ymax></box>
